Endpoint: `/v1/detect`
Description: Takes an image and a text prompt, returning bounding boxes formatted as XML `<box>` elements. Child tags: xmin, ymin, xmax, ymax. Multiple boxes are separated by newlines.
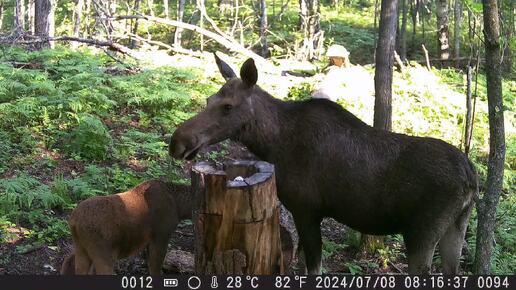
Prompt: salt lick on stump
<box><xmin>191</xmin><ymin>160</ymin><xmax>284</xmax><ymax>274</ymax></box>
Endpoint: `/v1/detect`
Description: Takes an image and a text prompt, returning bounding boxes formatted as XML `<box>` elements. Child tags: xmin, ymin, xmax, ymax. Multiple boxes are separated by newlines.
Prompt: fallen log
<box><xmin>109</xmin><ymin>14</ymin><xmax>277</xmax><ymax>73</ymax></box>
<box><xmin>0</xmin><ymin>36</ymin><xmax>138</xmax><ymax>58</ymax></box>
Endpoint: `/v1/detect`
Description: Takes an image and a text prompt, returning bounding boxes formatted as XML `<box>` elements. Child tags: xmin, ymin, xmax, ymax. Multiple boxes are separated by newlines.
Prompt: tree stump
<box><xmin>191</xmin><ymin>160</ymin><xmax>284</xmax><ymax>274</ymax></box>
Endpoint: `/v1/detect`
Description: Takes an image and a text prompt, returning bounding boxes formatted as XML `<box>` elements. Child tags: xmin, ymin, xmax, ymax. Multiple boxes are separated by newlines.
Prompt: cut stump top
<box><xmin>192</xmin><ymin>160</ymin><xmax>275</xmax><ymax>188</ymax></box>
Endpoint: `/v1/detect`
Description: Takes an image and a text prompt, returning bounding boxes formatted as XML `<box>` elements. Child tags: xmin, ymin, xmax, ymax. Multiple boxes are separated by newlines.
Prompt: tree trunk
<box><xmin>259</xmin><ymin>0</ymin><xmax>269</xmax><ymax>57</ymax></box>
<box><xmin>364</xmin><ymin>0</ymin><xmax>399</xmax><ymax>255</ymax></box>
<box><xmin>192</xmin><ymin>161</ymin><xmax>284</xmax><ymax>274</ymax></box>
<box><xmin>410</xmin><ymin>0</ymin><xmax>419</xmax><ymax>47</ymax></box>
<box><xmin>474</xmin><ymin>0</ymin><xmax>506</xmax><ymax>274</ymax></box>
<box><xmin>84</xmin><ymin>0</ymin><xmax>92</xmax><ymax>37</ymax></box>
<box><xmin>147</xmin><ymin>0</ymin><xmax>155</xmax><ymax>16</ymax></box>
<box><xmin>0</xmin><ymin>3</ymin><xmax>4</xmax><ymax>31</ymax></box>
<box><xmin>298</xmin><ymin>0</ymin><xmax>308</xmax><ymax>31</ymax></box>
<box><xmin>73</xmin><ymin>0</ymin><xmax>84</xmax><ymax>37</ymax></box>
<box><xmin>131</xmin><ymin>0</ymin><xmax>141</xmax><ymax>47</ymax></box>
<box><xmin>374</xmin><ymin>0</ymin><xmax>398</xmax><ymax>131</ymax></box>
<box><xmin>464</xmin><ymin>65</ymin><xmax>472</xmax><ymax>155</ymax></box>
<box><xmin>28</xmin><ymin>0</ymin><xmax>35</xmax><ymax>34</ymax></box>
<box><xmin>399</xmin><ymin>0</ymin><xmax>408</xmax><ymax>61</ymax></box>
<box><xmin>453</xmin><ymin>0</ymin><xmax>462</xmax><ymax>66</ymax></box>
<box><xmin>373</xmin><ymin>0</ymin><xmax>379</xmax><ymax>61</ymax></box>
<box><xmin>436</xmin><ymin>0</ymin><xmax>450</xmax><ymax>59</ymax></box>
<box><xmin>198</xmin><ymin>0</ymin><xmax>205</xmax><ymax>52</ymax></box>
<box><xmin>163</xmin><ymin>0</ymin><xmax>168</xmax><ymax>19</ymax></box>
<box><xmin>297</xmin><ymin>0</ymin><xmax>322</xmax><ymax>60</ymax></box>
<box><xmin>174</xmin><ymin>0</ymin><xmax>185</xmax><ymax>47</ymax></box>
<box><xmin>34</xmin><ymin>0</ymin><xmax>54</xmax><ymax>49</ymax></box>
<box><xmin>15</xmin><ymin>0</ymin><xmax>25</xmax><ymax>32</ymax></box>
<box><xmin>501</xmin><ymin>0</ymin><xmax>513</xmax><ymax>73</ymax></box>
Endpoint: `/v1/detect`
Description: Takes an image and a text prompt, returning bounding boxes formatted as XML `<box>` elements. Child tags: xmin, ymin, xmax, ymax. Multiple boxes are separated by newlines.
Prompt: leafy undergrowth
<box><xmin>0</xmin><ymin>47</ymin><xmax>214</xmax><ymax>256</ymax></box>
<box><xmin>0</xmin><ymin>47</ymin><xmax>514</xmax><ymax>274</ymax></box>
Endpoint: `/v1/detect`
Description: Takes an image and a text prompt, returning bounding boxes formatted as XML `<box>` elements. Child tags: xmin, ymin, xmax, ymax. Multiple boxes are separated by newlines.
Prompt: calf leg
<box><xmin>148</xmin><ymin>236</ymin><xmax>170</xmax><ymax>275</ymax></box>
<box><xmin>439</xmin><ymin>203</ymin><xmax>473</xmax><ymax>274</ymax></box>
<box><xmin>294</xmin><ymin>215</ymin><xmax>322</xmax><ymax>274</ymax></box>
<box><xmin>74</xmin><ymin>245</ymin><xmax>92</xmax><ymax>275</ymax></box>
<box><xmin>60</xmin><ymin>254</ymin><xmax>75</xmax><ymax>275</ymax></box>
<box><xmin>89</xmin><ymin>246</ymin><xmax>115</xmax><ymax>275</ymax></box>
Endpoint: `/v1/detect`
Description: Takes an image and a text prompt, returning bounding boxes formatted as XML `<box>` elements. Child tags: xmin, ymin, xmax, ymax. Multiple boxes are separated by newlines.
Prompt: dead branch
<box><xmin>1</xmin><ymin>35</ymin><xmax>138</xmax><ymax>58</ymax></box>
<box><xmin>124</xmin><ymin>31</ymin><xmax>203</xmax><ymax>57</ymax></box>
<box><xmin>109</xmin><ymin>14</ymin><xmax>277</xmax><ymax>73</ymax></box>
<box><xmin>422</xmin><ymin>44</ymin><xmax>431</xmax><ymax>70</ymax></box>
<box><xmin>394</xmin><ymin>50</ymin><xmax>405</xmax><ymax>74</ymax></box>
<box><xmin>0</xmin><ymin>61</ymin><xmax>44</xmax><ymax>69</ymax></box>
<box><xmin>196</xmin><ymin>1</ymin><xmax>233</xmax><ymax>43</ymax></box>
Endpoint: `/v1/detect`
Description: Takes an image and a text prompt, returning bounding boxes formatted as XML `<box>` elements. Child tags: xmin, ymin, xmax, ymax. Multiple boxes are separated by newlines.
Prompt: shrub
<box><xmin>65</xmin><ymin>114</ymin><xmax>112</xmax><ymax>161</ymax></box>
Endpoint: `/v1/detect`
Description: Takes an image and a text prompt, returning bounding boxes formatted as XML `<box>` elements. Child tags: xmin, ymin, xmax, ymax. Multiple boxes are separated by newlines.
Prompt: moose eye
<box><xmin>223</xmin><ymin>104</ymin><xmax>233</xmax><ymax>114</ymax></box>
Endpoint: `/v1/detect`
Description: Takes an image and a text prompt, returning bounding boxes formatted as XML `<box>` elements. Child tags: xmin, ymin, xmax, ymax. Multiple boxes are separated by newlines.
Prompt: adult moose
<box><xmin>169</xmin><ymin>54</ymin><xmax>478</xmax><ymax>274</ymax></box>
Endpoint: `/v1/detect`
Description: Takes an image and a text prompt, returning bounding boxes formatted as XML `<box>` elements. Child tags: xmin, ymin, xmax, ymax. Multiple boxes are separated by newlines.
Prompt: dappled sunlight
<box><xmin>1</xmin><ymin>224</ymin><xmax>31</xmax><ymax>245</ymax></box>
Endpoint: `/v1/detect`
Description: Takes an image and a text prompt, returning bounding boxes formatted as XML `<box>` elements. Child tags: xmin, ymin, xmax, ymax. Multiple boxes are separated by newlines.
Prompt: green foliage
<box><xmin>66</xmin><ymin>114</ymin><xmax>113</xmax><ymax>161</ymax></box>
<box><xmin>286</xmin><ymin>82</ymin><xmax>314</xmax><ymax>101</ymax></box>
<box><xmin>464</xmin><ymin>193</ymin><xmax>516</xmax><ymax>274</ymax></box>
<box><xmin>0</xmin><ymin>47</ymin><xmax>211</xmax><ymax>247</ymax></box>
<box><xmin>322</xmin><ymin>238</ymin><xmax>347</xmax><ymax>260</ymax></box>
<box><xmin>345</xmin><ymin>262</ymin><xmax>364</xmax><ymax>275</ymax></box>
<box><xmin>113</xmin><ymin>129</ymin><xmax>168</xmax><ymax>160</ymax></box>
<box><xmin>322</xmin><ymin>6</ymin><xmax>376</xmax><ymax>64</ymax></box>
<box><xmin>32</xmin><ymin>217</ymin><xmax>70</xmax><ymax>244</ymax></box>
<box><xmin>0</xmin><ymin>175</ymin><xmax>66</xmax><ymax>213</ymax></box>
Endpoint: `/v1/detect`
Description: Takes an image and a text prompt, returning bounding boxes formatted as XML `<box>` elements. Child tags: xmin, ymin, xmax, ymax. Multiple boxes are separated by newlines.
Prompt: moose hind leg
<box><xmin>439</xmin><ymin>203</ymin><xmax>473</xmax><ymax>274</ymax></box>
<box><xmin>294</xmin><ymin>215</ymin><xmax>323</xmax><ymax>274</ymax></box>
<box><xmin>404</xmin><ymin>233</ymin><xmax>439</xmax><ymax>274</ymax></box>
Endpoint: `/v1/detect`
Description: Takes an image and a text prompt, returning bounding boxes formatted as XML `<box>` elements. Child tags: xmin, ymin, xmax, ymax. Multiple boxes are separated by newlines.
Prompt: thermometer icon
<box><xmin>211</xmin><ymin>276</ymin><xmax>219</xmax><ymax>288</ymax></box>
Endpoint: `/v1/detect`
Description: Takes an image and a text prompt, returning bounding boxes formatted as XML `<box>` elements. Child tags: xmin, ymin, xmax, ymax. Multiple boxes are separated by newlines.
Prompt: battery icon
<box><xmin>163</xmin><ymin>278</ymin><xmax>179</xmax><ymax>287</ymax></box>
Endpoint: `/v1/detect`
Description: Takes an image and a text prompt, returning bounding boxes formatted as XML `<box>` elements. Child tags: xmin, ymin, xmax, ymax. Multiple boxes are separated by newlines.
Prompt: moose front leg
<box><xmin>294</xmin><ymin>215</ymin><xmax>323</xmax><ymax>274</ymax></box>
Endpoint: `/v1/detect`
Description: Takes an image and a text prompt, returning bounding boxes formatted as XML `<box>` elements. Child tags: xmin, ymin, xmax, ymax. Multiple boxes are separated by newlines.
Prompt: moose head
<box><xmin>169</xmin><ymin>53</ymin><xmax>259</xmax><ymax>160</ymax></box>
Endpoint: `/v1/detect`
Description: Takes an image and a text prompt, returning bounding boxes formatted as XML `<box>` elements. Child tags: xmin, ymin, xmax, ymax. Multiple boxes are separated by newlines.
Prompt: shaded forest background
<box><xmin>0</xmin><ymin>0</ymin><xmax>514</xmax><ymax>275</ymax></box>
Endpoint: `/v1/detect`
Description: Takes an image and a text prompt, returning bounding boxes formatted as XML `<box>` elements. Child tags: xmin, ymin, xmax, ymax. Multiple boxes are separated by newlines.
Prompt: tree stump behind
<box><xmin>191</xmin><ymin>160</ymin><xmax>284</xmax><ymax>274</ymax></box>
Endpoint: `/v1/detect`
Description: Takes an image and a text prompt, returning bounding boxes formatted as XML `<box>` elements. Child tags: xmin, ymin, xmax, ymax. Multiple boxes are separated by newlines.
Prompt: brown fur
<box><xmin>60</xmin><ymin>180</ymin><xmax>191</xmax><ymax>275</ymax></box>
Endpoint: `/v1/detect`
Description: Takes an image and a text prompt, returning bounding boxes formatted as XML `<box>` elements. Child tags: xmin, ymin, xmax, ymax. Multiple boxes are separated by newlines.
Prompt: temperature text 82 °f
<box><xmin>275</xmin><ymin>276</ymin><xmax>308</xmax><ymax>288</ymax></box>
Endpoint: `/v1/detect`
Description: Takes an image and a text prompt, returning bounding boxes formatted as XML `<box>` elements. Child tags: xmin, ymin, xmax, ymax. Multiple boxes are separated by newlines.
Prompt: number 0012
<box><xmin>121</xmin><ymin>276</ymin><xmax>153</xmax><ymax>289</ymax></box>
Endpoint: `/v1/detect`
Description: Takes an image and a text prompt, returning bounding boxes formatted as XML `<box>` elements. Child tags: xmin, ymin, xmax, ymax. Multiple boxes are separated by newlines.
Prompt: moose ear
<box><xmin>240</xmin><ymin>58</ymin><xmax>258</xmax><ymax>88</ymax></box>
<box><xmin>214</xmin><ymin>52</ymin><xmax>237</xmax><ymax>80</ymax></box>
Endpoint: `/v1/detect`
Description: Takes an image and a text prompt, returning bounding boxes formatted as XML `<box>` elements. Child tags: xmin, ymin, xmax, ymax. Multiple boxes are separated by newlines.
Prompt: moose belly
<box><xmin>330</xmin><ymin>206</ymin><xmax>407</xmax><ymax>235</ymax></box>
<box><xmin>117</xmin><ymin>227</ymin><xmax>152</xmax><ymax>258</ymax></box>
<box><xmin>325</xmin><ymin>183</ymin><xmax>422</xmax><ymax>235</ymax></box>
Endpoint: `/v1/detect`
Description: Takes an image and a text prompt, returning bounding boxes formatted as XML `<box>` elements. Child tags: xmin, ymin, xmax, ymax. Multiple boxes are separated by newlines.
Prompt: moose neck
<box><xmin>236</xmin><ymin>87</ymin><xmax>287</xmax><ymax>163</ymax></box>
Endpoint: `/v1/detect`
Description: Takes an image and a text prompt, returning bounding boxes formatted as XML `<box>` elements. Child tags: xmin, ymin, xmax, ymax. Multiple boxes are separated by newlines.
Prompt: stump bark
<box><xmin>191</xmin><ymin>160</ymin><xmax>284</xmax><ymax>274</ymax></box>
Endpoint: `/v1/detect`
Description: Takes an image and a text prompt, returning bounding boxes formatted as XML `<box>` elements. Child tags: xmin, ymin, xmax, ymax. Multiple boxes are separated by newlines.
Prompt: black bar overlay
<box><xmin>0</xmin><ymin>275</ymin><xmax>513</xmax><ymax>290</ymax></box>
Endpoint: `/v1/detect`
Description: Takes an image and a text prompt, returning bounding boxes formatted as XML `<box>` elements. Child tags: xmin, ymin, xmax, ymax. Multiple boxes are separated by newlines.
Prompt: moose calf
<box><xmin>60</xmin><ymin>180</ymin><xmax>191</xmax><ymax>275</ymax></box>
